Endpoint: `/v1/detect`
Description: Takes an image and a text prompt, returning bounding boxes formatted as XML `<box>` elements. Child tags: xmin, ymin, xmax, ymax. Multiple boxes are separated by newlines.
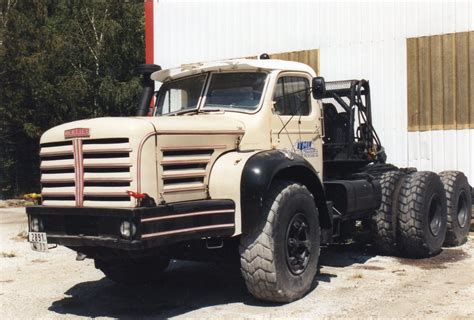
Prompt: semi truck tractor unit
<box><xmin>27</xmin><ymin>58</ymin><xmax>472</xmax><ymax>302</ymax></box>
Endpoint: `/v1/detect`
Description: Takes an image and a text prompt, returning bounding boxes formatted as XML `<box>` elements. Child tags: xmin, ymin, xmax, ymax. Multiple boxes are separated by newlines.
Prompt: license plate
<box><xmin>29</xmin><ymin>232</ymin><xmax>48</xmax><ymax>252</ymax></box>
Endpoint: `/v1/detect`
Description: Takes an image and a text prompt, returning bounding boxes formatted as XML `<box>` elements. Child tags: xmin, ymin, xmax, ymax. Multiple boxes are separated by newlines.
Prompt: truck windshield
<box><xmin>155</xmin><ymin>74</ymin><xmax>207</xmax><ymax>116</ymax></box>
<box><xmin>203</xmin><ymin>72</ymin><xmax>267</xmax><ymax>111</ymax></box>
<box><xmin>155</xmin><ymin>72</ymin><xmax>267</xmax><ymax>115</ymax></box>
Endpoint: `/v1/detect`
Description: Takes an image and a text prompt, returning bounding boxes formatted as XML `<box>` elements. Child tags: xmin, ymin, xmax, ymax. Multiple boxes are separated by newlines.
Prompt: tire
<box><xmin>95</xmin><ymin>256</ymin><xmax>170</xmax><ymax>285</ymax></box>
<box><xmin>239</xmin><ymin>180</ymin><xmax>320</xmax><ymax>303</ymax></box>
<box><xmin>397</xmin><ymin>171</ymin><xmax>447</xmax><ymax>258</ymax></box>
<box><xmin>371</xmin><ymin>170</ymin><xmax>405</xmax><ymax>254</ymax></box>
<box><xmin>439</xmin><ymin>171</ymin><xmax>472</xmax><ymax>247</ymax></box>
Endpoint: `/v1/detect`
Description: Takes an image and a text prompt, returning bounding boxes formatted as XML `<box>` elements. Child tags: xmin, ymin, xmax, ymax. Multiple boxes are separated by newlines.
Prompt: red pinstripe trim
<box><xmin>141</xmin><ymin>209</ymin><xmax>234</xmax><ymax>223</ymax></box>
<box><xmin>141</xmin><ymin>224</ymin><xmax>235</xmax><ymax>239</ymax></box>
<box><xmin>72</xmin><ymin>140</ymin><xmax>84</xmax><ymax>207</ymax></box>
<box><xmin>72</xmin><ymin>140</ymin><xmax>79</xmax><ymax>205</ymax></box>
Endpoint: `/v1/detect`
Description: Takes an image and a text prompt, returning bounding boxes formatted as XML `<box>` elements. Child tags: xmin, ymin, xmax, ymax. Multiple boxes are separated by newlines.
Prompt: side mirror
<box><xmin>312</xmin><ymin>76</ymin><xmax>326</xmax><ymax>100</ymax></box>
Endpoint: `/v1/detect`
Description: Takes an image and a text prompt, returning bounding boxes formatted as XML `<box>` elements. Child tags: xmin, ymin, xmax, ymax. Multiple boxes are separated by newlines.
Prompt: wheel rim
<box><xmin>428</xmin><ymin>195</ymin><xmax>442</xmax><ymax>237</ymax></box>
<box><xmin>456</xmin><ymin>191</ymin><xmax>469</xmax><ymax>228</ymax></box>
<box><xmin>285</xmin><ymin>213</ymin><xmax>311</xmax><ymax>275</ymax></box>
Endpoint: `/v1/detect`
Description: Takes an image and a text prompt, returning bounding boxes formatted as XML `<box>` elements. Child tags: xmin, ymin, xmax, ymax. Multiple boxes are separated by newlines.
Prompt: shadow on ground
<box><xmin>49</xmin><ymin>241</ymin><xmax>377</xmax><ymax>319</ymax></box>
<box><xmin>49</xmin><ymin>261</ymin><xmax>264</xmax><ymax>319</ymax></box>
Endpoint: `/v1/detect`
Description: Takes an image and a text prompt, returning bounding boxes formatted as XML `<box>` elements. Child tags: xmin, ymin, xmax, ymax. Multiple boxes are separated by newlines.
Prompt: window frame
<box><xmin>201</xmin><ymin>70</ymin><xmax>270</xmax><ymax>115</ymax></box>
<box><xmin>272</xmin><ymin>72</ymin><xmax>313</xmax><ymax>117</ymax></box>
<box><xmin>154</xmin><ymin>73</ymin><xmax>209</xmax><ymax>116</ymax></box>
<box><xmin>154</xmin><ymin>70</ymin><xmax>271</xmax><ymax>116</ymax></box>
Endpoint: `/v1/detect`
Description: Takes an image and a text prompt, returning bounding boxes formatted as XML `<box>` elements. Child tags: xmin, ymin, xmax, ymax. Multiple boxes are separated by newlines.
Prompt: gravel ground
<box><xmin>1</xmin><ymin>207</ymin><xmax>474</xmax><ymax>319</ymax></box>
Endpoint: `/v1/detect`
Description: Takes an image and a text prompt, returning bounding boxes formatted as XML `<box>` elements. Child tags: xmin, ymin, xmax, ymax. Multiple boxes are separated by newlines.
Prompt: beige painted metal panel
<box><xmin>407</xmin><ymin>31</ymin><xmax>473</xmax><ymax>131</ymax></box>
<box><xmin>455</xmin><ymin>32</ymin><xmax>470</xmax><ymax>129</ymax></box>
<box><xmin>470</xmin><ymin>32</ymin><xmax>474</xmax><ymax>127</ymax></box>
<box><xmin>430</xmin><ymin>35</ymin><xmax>444</xmax><ymax>130</ymax></box>
<box><xmin>443</xmin><ymin>33</ymin><xmax>457</xmax><ymax>129</ymax></box>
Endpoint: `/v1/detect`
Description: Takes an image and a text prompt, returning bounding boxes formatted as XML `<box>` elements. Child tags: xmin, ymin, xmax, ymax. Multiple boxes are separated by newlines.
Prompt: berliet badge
<box><xmin>64</xmin><ymin>128</ymin><xmax>90</xmax><ymax>139</ymax></box>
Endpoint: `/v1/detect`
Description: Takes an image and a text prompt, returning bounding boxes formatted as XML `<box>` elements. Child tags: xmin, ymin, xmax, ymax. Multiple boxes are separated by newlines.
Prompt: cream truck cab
<box><xmin>27</xmin><ymin>58</ymin><xmax>472</xmax><ymax>302</ymax></box>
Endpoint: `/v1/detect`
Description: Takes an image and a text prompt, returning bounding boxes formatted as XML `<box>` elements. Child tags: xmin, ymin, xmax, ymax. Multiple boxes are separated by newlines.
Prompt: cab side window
<box><xmin>273</xmin><ymin>76</ymin><xmax>310</xmax><ymax>116</ymax></box>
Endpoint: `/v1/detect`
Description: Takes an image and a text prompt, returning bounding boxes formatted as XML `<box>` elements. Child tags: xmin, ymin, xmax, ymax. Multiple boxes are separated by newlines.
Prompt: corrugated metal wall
<box><xmin>407</xmin><ymin>31</ymin><xmax>473</xmax><ymax>131</ymax></box>
<box><xmin>153</xmin><ymin>0</ymin><xmax>474</xmax><ymax>183</ymax></box>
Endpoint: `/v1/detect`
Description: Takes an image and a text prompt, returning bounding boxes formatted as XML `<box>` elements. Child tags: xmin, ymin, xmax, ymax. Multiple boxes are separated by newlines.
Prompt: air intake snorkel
<box><xmin>136</xmin><ymin>64</ymin><xmax>161</xmax><ymax>116</ymax></box>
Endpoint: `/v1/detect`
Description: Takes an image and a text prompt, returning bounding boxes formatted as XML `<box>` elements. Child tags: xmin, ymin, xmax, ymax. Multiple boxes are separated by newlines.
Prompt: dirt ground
<box><xmin>1</xmin><ymin>207</ymin><xmax>474</xmax><ymax>319</ymax></box>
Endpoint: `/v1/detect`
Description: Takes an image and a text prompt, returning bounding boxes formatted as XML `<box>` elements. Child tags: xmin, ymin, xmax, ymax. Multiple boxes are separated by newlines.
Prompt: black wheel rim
<box><xmin>428</xmin><ymin>195</ymin><xmax>442</xmax><ymax>237</ymax></box>
<box><xmin>285</xmin><ymin>213</ymin><xmax>311</xmax><ymax>275</ymax></box>
<box><xmin>456</xmin><ymin>191</ymin><xmax>469</xmax><ymax>228</ymax></box>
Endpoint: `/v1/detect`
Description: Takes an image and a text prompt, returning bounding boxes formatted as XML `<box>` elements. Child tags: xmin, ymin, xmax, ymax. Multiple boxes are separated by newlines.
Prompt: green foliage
<box><xmin>0</xmin><ymin>0</ymin><xmax>144</xmax><ymax>197</ymax></box>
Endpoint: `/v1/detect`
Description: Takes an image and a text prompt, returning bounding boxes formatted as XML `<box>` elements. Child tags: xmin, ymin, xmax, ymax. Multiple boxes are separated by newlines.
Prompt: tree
<box><xmin>0</xmin><ymin>0</ymin><xmax>144</xmax><ymax>197</ymax></box>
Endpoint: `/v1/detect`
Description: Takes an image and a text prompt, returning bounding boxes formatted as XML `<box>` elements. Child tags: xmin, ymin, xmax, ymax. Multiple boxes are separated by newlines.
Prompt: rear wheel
<box><xmin>239</xmin><ymin>180</ymin><xmax>320</xmax><ymax>303</ymax></box>
<box><xmin>439</xmin><ymin>171</ymin><xmax>472</xmax><ymax>247</ymax></box>
<box><xmin>397</xmin><ymin>171</ymin><xmax>447</xmax><ymax>257</ymax></box>
<box><xmin>95</xmin><ymin>257</ymin><xmax>170</xmax><ymax>285</ymax></box>
<box><xmin>371</xmin><ymin>170</ymin><xmax>405</xmax><ymax>254</ymax></box>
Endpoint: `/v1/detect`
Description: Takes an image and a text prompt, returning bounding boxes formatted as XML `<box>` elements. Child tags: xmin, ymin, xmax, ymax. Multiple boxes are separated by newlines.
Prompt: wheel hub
<box><xmin>285</xmin><ymin>213</ymin><xmax>311</xmax><ymax>275</ymax></box>
<box><xmin>428</xmin><ymin>195</ymin><xmax>442</xmax><ymax>237</ymax></box>
<box><xmin>456</xmin><ymin>191</ymin><xmax>469</xmax><ymax>228</ymax></box>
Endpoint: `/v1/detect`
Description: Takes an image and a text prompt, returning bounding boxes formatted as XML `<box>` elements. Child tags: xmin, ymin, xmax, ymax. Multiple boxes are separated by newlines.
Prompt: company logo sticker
<box><xmin>64</xmin><ymin>128</ymin><xmax>90</xmax><ymax>139</ymax></box>
<box><xmin>296</xmin><ymin>140</ymin><xmax>318</xmax><ymax>157</ymax></box>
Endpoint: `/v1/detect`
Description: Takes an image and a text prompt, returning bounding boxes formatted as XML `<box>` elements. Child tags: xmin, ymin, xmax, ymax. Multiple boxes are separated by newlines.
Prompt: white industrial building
<box><xmin>145</xmin><ymin>0</ymin><xmax>474</xmax><ymax>182</ymax></box>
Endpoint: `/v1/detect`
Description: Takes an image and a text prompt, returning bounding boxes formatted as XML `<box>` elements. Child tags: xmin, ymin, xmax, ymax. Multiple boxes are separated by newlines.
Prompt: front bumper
<box><xmin>26</xmin><ymin>200</ymin><xmax>235</xmax><ymax>250</ymax></box>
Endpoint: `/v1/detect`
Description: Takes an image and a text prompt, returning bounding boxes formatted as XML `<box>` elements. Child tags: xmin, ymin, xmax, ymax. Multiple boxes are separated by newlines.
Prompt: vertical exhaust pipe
<box><xmin>136</xmin><ymin>64</ymin><xmax>161</xmax><ymax>116</ymax></box>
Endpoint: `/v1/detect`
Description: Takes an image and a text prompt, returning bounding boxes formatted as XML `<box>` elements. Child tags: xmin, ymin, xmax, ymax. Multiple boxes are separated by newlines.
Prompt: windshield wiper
<box><xmin>168</xmin><ymin>108</ymin><xmax>199</xmax><ymax>116</ymax></box>
<box><xmin>167</xmin><ymin>108</ymin><xmax>223</xmax><ymax>116</ymax></box>
<box><xmin>199</xmin><ymin>108</ymin><xmax>223</xmax><ymax>113</ymax></box>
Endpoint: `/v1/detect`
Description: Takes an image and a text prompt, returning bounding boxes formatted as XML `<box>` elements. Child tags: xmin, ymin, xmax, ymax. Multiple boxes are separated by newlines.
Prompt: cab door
<box><xmin>270</xmin><ymin>72</ymin><xmax>323</xmax><ymax>174</ymax></box>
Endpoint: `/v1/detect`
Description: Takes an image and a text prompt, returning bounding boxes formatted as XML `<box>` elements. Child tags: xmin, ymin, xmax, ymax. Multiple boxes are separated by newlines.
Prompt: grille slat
<box><xmin>39</xmin><ymin>144</ymin><xmax>73</xmax><ymax>157</ymax></box>
<box><xmin>40</xmin><ymin>138</ymin><xmax>133</xmax><ymax>207</ymax></box>
<box><xmin>40</xmin><ymin>159</ymin><xmax>75</xmax><ymax>170</ymax></box>
<box><xmin>161</xmin><ymin>148</ymin><xmax>214</xmax><ymax>194</ymax></box>
<box><xmin>41</xmin><ymin>172</ymin><xmax>75</xmax><ymax>183</ymax></box>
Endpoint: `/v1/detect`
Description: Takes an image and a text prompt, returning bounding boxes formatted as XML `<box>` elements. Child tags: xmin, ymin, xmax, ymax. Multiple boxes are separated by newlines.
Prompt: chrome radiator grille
<box><xmin>40</xmin><ymin>138</ymin><xmax>133</xmax><ymax>207</ymax></box>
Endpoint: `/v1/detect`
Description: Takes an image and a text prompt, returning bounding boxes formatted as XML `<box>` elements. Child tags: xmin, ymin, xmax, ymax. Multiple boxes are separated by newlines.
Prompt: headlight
<box><xmin>30</xmin><ymin>217</ymin><xmax>43</xmax><ymax>232</ymax></box>
<box><xmin>120</xmin><ymin>221</ymin><xmax>136</xmax><ymax>239</ymax></box>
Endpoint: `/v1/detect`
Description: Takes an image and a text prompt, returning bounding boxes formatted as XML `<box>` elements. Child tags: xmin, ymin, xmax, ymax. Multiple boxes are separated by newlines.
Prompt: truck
<box><xmin>26</xmin><ymin>57</ymin><xmax>472</xmax><ymax>302</ymax></box>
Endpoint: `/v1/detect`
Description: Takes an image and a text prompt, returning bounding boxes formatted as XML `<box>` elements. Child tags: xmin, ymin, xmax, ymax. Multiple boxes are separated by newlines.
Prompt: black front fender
<box><xmin>240</xmin><ymin>150</ymin><xmax>330</xmax><ymax>233</ymax></box>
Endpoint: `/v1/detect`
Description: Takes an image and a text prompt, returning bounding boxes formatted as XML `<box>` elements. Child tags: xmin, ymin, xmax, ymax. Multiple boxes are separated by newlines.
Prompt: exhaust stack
<box><xmin>136</xmin><ymin>64</ymin><xmax>161</xmax><ymax>116</ymax></box>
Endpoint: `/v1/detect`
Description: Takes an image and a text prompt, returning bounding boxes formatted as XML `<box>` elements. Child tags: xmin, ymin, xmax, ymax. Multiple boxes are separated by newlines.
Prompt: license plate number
<box><xmin>29</xmin><ymin>232</ymin><xmax>48</xmax><ymax>252</ymax></box>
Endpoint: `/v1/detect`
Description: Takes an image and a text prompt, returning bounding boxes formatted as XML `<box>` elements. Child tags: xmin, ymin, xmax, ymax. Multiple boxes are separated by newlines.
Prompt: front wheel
<box><xmin>239</xmin><ymin>180</ymin><xmax>320</xmax><ymax>303</ymax></box>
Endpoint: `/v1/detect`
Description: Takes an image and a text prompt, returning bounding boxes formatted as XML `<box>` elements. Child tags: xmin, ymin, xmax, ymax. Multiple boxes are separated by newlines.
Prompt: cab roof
<box><xmin>151</xmin><ymin>59</ymin><xmax>316</xmax><ymax>82</ymax></box>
